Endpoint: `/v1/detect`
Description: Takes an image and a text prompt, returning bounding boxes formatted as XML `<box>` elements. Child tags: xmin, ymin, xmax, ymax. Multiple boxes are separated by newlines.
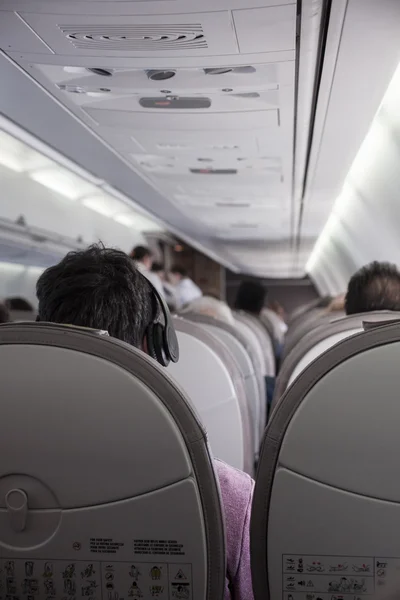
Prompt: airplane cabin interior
<box><xmin>1</xmin><ymin>1</ymin><xmax>400</xmax><ymax>599</ymax></box>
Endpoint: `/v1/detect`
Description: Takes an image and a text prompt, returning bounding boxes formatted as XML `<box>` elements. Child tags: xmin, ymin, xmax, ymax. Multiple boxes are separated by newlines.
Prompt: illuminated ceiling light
<box><xmin>0</xmin><ymin>130</ymin><xmax>52</xmax><ymax>172</ymax></box>
<box><xmin>30</xmin><ymin>167</ymin><xmax>96</xmax><ymax>201</ymax></box>
<box><xmin>114</xmin><ymin>213</ymin><xmax>135</xmax><ymax>227</ymax></box>
<box><xmin>114</xmin><ymin>212</ymin><xmax>162</xmax><ymax>231</ymax></box>
<box><xmin>82</xmin><ymin>195</ymin><xmax>119</xmax><ymax>217</ymax></box>
<box><xmin>307</xmin><ymin>60</ymin><xmax>400</xmax><ymax>273</ymax></box>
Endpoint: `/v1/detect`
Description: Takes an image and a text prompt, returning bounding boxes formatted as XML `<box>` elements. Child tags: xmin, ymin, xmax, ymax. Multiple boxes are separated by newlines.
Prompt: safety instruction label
<box><xmin>282</xmin><ymin>554</ymin><xmax>400</xmax><ymax>599</ymax></box>
<box><xmin>0</xmin><ymin>558</ymin><xmax>192</xmax><ymax>599</ymax></box>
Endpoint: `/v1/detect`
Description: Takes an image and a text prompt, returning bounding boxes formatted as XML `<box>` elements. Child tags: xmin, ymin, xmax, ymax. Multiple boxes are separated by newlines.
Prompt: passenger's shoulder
<box><xmin>213</xmin><ymin>459</ymin><xmax>254</xmax><ymax>504</ymax></box>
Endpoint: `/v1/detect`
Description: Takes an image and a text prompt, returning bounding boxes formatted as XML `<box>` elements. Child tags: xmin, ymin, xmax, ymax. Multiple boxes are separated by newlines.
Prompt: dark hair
<box><xmin>5</xmin><ymin>297</ymin><xmax>34</xmax><ymax>311</ymax></box>
<box><xmin>151</xmin><ymin>262</ymin><xmax>164</xmax><ymax>273</ymax></box>
<box><xmin>37</xmin><ymin>244</ymin><xmax>154</xmax><ymax>347</ymax></box>
<box><xmin>0</xmin><ymin>302</ymin><xmax>10</xmax><ymax>324</ymax></box>
<box><xmin>130</xmin><ymin>245</ymin><xmax>152</xmax><ymax>261</ymax></box>
<box><xmin>234</xmin><ymin>280</ymin><xmax>266</xmax><ymax>315</ymax></box>
<box><xmin>345</xmin><ymin>261</ymin><xmax>400</xmax><ymax>315</ymax></box>
<box><xmin>170</xmin><ymin>265</ymin><xmax>188</xmax><ymax>278</ymax></box>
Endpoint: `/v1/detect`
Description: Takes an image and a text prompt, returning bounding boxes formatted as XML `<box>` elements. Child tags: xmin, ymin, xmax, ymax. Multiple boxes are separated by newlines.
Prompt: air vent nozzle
<box><xmin>146</xmin><ymin>70</ymin><xmax>176</xmax><ymax>81</ymax></box>
<box><xmin>204</xmin><ymin>66</ymin><xmax>256</xmax><ymax>75</ymax></box>
<box><xmin>204</xmin><ymin>67</ymin><xmax>233</xmax><ymax>75</ymax></box>
<box><xmin>87</xmin><ymin>68</ymin><xmax>113</xmax><ymax>77</ymax></box>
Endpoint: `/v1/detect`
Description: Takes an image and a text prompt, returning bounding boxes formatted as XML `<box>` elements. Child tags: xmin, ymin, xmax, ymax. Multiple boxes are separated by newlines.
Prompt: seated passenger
<box><xmin>345</xmin><ymin>261</ymin><xmax>400</xmax><ymax>314</ymax></box>
<box><xmin>182</xmin><ymin>294</ymin><xmax>235</xmax><ymax>326</ymax></box>
<box><xmin>234</xmin><ymin>280</ymin><xmax>266</xmax><ymax>318</ymax></box>
<box><xmin>36</xmin><ymin>244</ymin><xmax>253</xmax><ymax>600</ymax></box>
<box><xmin>234</xmin><ymin>280</ymin><xmax>278</xmax><ymax>404</ymax></box>
<box><xmin>234</xmin><ymin>280</ymin><xmax>281</xmax><ymax>350</ymax></box>
<box><xmin>169</xmin><ymin>265</ymin><xmax>202</xmax><ymax>308</ymax></box>
<box><xmin>151</xmin><ymin>262</ymin><xmax>178</xmax><ymax>311</ymax></box>
<box><xmin>0</xmin><ymin>302</ymin><xmax>10</xmax><ymax>323</ymax></box>
<box><xmin>5</xmin><ymin>297</ymin><xmax>34</xmax><ymax>312</ymax></box>
<box><xmin>130</xmin><ymin>245</ymin><xmax>165</xmax><ymax>298</ymax></box>
<box><xmin>5</xmin><ymin>296</ymin><xmax>35</xmax><ymax>321</ymax></box>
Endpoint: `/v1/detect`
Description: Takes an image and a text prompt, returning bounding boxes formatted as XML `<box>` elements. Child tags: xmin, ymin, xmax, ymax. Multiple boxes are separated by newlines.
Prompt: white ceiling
<box><xmin>0</xmin><ymin>0</ymin><xmax>399</xmax><ymax>278</ymax></box>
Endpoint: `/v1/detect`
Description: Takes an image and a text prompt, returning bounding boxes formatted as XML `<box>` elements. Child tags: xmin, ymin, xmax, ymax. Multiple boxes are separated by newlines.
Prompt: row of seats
<box><xmin>253</xmin><ymin>314</ymin><xmax>400</xmax><ymax>599</ymax></box>
<box><xmin>4</xmin><ymin>313</ymin><xmax>400</xmax><ymax>599</ymax></box>
<box><xmin>272</xmin><ymin>309</ymin><xmax>400</xmax><ymax>408</ymax></box>
<box><xmin>170</xmin><ymin>309</ymin><xmax>275</xmax><ymax>475</ymax></box>
<box><xmin>5</xmin><ymin>260</ymin><xmax>400</xmax><ymax>599</ymax></box>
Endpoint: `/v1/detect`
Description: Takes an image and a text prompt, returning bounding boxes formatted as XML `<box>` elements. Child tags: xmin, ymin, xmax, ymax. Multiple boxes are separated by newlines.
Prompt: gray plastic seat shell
<box><xmin>183</xmin><ymin>312</ymin><xmax>258</xmax><ymax>468</ymax></box>
<box><xmin>251</xmin><ymin>320</ymin><xmax>400</xmax><ymax>600</ymax></box>
<box><xmin>0</xmin><ymin>322</ymin><xmax>225</xmax><ymax>600</ymax></box>
<box><xmin>170</xmin><ymin>317</ymin><xmax>246</xmax><ymax>471</ymax></box>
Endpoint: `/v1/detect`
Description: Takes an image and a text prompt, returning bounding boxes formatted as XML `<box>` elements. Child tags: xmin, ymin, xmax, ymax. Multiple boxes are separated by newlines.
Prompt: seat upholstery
<box><xmin>273</xmin><ymin>310</ymin><xmax>400</xmax><ymax>409</ymax></box>
<box><xmin>169</xmin><ymin>317</ymin><xmax>250</xmax><ymax>472</ymax></box>
<box><xmin>0</xmin><ymin>322</ymin><xmax>225</xmax><ymax>600</ymax></box>
<box><xmin>251</xmin><ymin>320</ymin><xmax>400</xmax><ymax>600</ymax></box>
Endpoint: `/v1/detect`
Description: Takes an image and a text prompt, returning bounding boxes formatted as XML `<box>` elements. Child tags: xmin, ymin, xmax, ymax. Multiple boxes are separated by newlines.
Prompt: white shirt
<box><xmin>176</xmin><ymin>278</ymin><xmax>202</xmax><ymax>307</ymax></box>
<box><xmin>135</xmin><ymin>262</ymin><xmax>165</xmax><ymax>298</ymax></box>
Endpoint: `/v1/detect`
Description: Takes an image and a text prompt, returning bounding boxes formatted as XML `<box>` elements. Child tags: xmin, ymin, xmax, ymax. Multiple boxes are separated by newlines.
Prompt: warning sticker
<box><xmin>133</xmin><ymin>540</ymin><xmax>185</xmax><ymax>557</ymax></box>
<box><xmin>282</xmin><ymin>555</ymin><xmax>400</xmax><ymax>599</ymax></box>
<box><xmin>0</xmin><ymin>558</ymin><xmax>192</xmax><ymax>600</ymax></box>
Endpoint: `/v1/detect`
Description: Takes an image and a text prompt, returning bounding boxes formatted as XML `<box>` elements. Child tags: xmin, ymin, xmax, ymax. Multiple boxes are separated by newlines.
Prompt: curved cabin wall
<box><xmin>308</xmin><ymin>62</ymin><xmax>400</xmax><ymax>295</ymax></box>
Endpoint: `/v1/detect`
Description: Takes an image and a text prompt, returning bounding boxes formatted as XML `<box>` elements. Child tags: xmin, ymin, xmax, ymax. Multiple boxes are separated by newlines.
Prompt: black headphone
<box><xmin>144</xmin><ymin>277</ymin><xmax>180</xmax><ymax>367</ymax></box>
<box><xmin>36</xmin><ymin>276</ymin><xmax>180</xmax><ymax>368</ymax></box>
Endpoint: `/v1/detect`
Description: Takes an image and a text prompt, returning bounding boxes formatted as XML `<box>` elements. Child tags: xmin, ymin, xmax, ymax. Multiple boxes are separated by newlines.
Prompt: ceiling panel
<box><xmin>0</xmin><ymin>0</ymin><xmax>304</xmax><ymax>276</ymax></box>
<box><xmin>232</xmin><ymin>5</ymin><xmax>296</xmax><ymax>54</ymax></box>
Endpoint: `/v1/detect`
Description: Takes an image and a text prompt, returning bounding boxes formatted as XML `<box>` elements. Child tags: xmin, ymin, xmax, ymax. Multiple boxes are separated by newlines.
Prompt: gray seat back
<box><xmin>235</xmin><ymin>310</ymin><xmax>276</xmax><ymax>377</ymax></box>
<box><xmin>234</xmin><ymin>312</ymin><xmax>272</xmax><ymax>436</ymax></box>
<box><xmin>169</xmin><ymin>317</ymin><xmax>248</xmax><ymax>472</ymax></box>
<box><xmin>282</xmin><ymin>308</ymin><xmax>330</xmax><ymax>360</ymax></box>
<box><xmin>233</xmin><ymin>318</ymin><xmax>265</xmax><ymax>448</ymax></box>
<box><xmin>261</xmin><ymin>308</ymin><xmax>286</xmax><ymax>346</ymax></box>
<box><xmin>273</xmin><ymin>311</ymin><xmax>400</xmax><ymax>408</ymax></box>
<box><xmin>183</xmin><ymin>312</ymin><xmax>258</xmax><ymax>466</ymax></box>
<box><xmin>251</xmin><ymin>320</ymin><xmax>400</xmax><ymax>600</ymax></box>
<box><xmin>0</xmin><ymin>322</ymin><xmax>225</xmax><ymax>600</ymax></box>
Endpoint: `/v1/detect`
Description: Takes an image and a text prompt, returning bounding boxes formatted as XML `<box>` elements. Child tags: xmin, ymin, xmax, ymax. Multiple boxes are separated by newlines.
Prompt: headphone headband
<box><xmin>146</xmin><ymin>277</ymin><xmax>180</xmax><ymax>365</ymax></box>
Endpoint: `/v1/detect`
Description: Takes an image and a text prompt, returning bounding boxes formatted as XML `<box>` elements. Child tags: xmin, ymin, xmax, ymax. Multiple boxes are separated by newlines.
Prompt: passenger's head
<box><xmin>151</xmin><ymin>262</ymin><xmax>165</xmax><ymax>280</ymax></box>
<box><xmin>5</xmin><ymin>297</ymin><xmax>33</xmax><ymax>312</ymax></box>
<box><xmin>0</xmin><ymin>302</ymin><xmax>10</xmax><ymax>324</ymax></box>
<box><xmin>169</xmin><ymin>265</ymin><xmax>188</xmax><ymax>285</ymax></box>
<box><xmin>130</xmin><ymin>245</ymin><xmax>153</xmax><ymax>270</ymax></box>
<box><xmin>37</xmin><ymin>244</ymin><xmax>154</xmax><ymax>348</ymax></box>
<box><xmin>345</xmin><ymin>261</ymin><xmax>400</xmax><ymax>315</ymax></box>
<box><xmin>234</xmin><ymin>280</ymin><xmax>266</xmax><ymax>316</ymax></box>
<box><xmin>183</xmin><ymin>295</ymin><xmax>235</xmax><ymax>326</ymax></box>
